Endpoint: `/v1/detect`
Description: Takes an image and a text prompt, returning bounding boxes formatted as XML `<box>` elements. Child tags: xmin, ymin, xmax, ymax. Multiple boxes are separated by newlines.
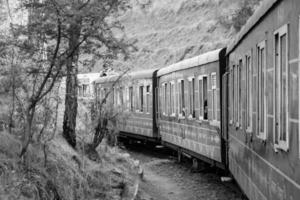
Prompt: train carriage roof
<box><xmin>94</xmin><ymin>68</ymin><xmax>158</xmax><ymax>84</ymax></box>
<box><xmin>227</xmin><ymin>0</ymin><xmax>281</xmax><ymax>54</ymax></box>
<box><xmin>94</xmin><ymin>74</ymin><xmax>120</xmax><ymax>84</ymax></box>
<box><xmin>129</xmin><ymin>68</ymin><xmax>158</xmax><ymax>79</ymax></box>
<box><xmin>157</xmin><ymin>48</ymin><xmax>223</xmax><ymax>77</ymax></box>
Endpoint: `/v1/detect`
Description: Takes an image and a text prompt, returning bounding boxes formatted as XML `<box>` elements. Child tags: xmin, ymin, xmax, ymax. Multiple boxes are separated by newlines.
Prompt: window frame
<box><xmin>274</xmin><ymin>24</ymin><xmax>289</xmax><ymax>151</ymax></box>
<box><xmin>230</xmin><ymin>65</ymin><xmax>235</xmax><ymax>125</ymax></box>
<box><xmin>145</xmin><ymin>85</ymin><xmax>151</xmax><ymax>114</ymax></box>
<box><xmin>170</xmin><ymin>81</ymin><xmax>176</xmax><ymax>116</ymax></box>
<box><xmin>210</xmin><ymin>72</ymin><xmax>218</xmax><ymax>122</ymax></box>
<box><xmin>188</xmin><ymin>76</ymin><xmax>195</xmax><ymax>119</ymax></box>
<box><xmin>164</xmin><ymin>83</ymin><xmax>168</xmax><ymax>115</ymax></box>
<box><xmin>245</xmin><ymin>51</ymin><xmax>253</xmax><ymax>133</ymax></box>
<box><xmin>198</xmin><ymin>75</ymin><xmax>208</xmax><ymax>121</ymax></box>
<box><xmin>257</xmin><ymin>40</ymin><xmax>267</xmax><ymax>140</ymax></box>
<box><xmin>128</xmin><ymin>86</ymin><xmax>134</xmax><ymax>111</ymax></box>
<box><xmin>235</xmin><ymin>63</ymin><xmax>240</xmax><ymax>128</ymax></box>
<box><xmin>238</xmin><ymin>58</ymin><xmax>243</xmax><ymax>128</ymax></box>
<box><xmin>177</xmin><ymin>79</ymin><xmax>185</xmax><ymax>119</ymax></box>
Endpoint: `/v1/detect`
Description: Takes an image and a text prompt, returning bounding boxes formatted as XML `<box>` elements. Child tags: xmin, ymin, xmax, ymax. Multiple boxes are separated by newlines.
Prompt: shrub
<box><xmin>232</xmin><ymin>1</ymin><xmax>254</xmax><ymax>32</ymax></box>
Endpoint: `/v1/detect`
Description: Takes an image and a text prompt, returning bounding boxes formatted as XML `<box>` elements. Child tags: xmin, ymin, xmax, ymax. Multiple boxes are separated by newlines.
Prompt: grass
<box><xmin>0</xmin><ymin>131</ymin><xmax>140</xmax><ymax>200</ymax></box>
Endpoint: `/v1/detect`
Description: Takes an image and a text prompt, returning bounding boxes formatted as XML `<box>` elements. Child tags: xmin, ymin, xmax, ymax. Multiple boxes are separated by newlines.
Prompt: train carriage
<box><xmin>157</xmin><ymin>48</ymin><xmax>227</xmax><ymax>168</ymax></box>
<box><xmin>94</xmin><ymin>69</ymin><xmax>159</xmax><ymax>142</ymax></box>
<box><xmin>224</xmin><ymin>0</ymin><xmax>300</xmax><ymax>199</ymax></box>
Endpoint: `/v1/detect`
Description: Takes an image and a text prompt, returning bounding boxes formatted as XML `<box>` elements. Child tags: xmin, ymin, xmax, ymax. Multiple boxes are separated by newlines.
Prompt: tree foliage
<box><xmin>0</xmin><ymin>0</ymin><xmax>134</xmax><ymax>157</ymax></box>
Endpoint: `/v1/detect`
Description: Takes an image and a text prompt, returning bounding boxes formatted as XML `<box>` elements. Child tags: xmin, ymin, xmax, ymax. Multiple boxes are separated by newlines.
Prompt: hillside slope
<box><xmin>121</xmin><ymin>0</ymin><xmax>261</xmax><ymax>70</ymax></box>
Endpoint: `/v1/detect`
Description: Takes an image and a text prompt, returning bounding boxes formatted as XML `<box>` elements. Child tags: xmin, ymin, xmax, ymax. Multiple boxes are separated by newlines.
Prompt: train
<box><xmin>93</xmin><ymin>0</ymin><xmax>300</xmax><ymax>199</ymax></box>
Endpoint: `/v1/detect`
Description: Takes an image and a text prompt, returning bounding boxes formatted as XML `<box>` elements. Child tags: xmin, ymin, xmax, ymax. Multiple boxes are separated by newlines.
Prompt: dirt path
<box><xmin>124</xmin><ymin>144</ymin><xmax>246</xmax><ymax>200</ymax></box>
<box><xmin>137</xmin><ymin>160</ymin><xmax>186</xmax><ymax>200</ymax></box>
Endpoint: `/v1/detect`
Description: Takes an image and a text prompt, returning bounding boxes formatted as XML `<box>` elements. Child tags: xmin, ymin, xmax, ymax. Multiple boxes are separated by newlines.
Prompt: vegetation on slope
<box><xmin>120</xmin><ymin>0</ymin><xmax>262</xmax><ymax>71</ymax></box>
<box><xmin>0</xmin><ymin>130</ymin><xmax>139</xmax><ymax>200</ymax></box>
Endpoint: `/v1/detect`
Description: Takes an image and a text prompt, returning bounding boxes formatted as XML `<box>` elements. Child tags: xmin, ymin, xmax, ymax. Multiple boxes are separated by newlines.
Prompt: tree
<box><xmin>56</xmin><ymin>0</ymin><xmax>133</xmax><ymax>148</ymax></box>
<box><xmin>0</xmin><ymin>0</ymin><xmax>133</xmax><ymax>157</ymax></box>
<box><xmin>91</xmin><ymin>71</ymin><xmax>128</xmax><ymax>150</ymax></box>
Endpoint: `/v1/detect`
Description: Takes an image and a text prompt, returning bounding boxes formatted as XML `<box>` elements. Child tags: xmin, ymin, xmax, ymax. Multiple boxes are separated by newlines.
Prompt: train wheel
<box><xmin>192</xmin><ymin>158</ymin><xmax>199</xmax><ymax>171</ymax></box>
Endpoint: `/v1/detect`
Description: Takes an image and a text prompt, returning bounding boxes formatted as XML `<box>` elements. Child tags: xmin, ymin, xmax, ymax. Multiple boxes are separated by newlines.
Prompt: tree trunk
<box><xmin>62</xmin><ymin>21</ymin><xmax>81</xmax><ymax>148</ymax></box>
<box><xmin>62</xmin><ymin>64</ymin><xmax>78</xmax><ymax>148</ymax></box>
<box><xmin>20</xmin><ymin>108</ymin><xmax>34</xmax><ymax>158</ymax></box>
<box><xmin>91</xmin><ymin>117</ymin><xmax>108</xmax><ymax>150</ymax></box>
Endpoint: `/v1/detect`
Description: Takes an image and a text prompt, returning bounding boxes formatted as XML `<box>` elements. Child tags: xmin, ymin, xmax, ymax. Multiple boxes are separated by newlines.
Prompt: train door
<box><xmin>152</xmin><ymin>70</ymin><xmax>159</xmax><ymax>138</ymax></box>
<box><xmin>203</xmin><ymin>77</ymin><xmax>208</xmax><ymax>120</ymax></box>
<box><xmin>221</xmin><ymin>72</ymin><xmax>229</xmax><ymax>168</ymax></box>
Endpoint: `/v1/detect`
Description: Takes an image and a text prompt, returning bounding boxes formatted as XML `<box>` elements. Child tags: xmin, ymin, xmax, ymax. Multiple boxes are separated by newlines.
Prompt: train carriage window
<box><xmin>146</xmin><ymin>85</ymin><xmax>150</xmax><ymax>114</ymax></box>
<box><xmin>116</xmin><ymin>88</ymin><xmax>119</xmax><ymax>105</ymax></box>
<box><xmin>246</xmin><ymin>52</ymin><xmax>253</xmax><ymax>132</ymax></box>
<box><xmin>203</xmin><ymin>77</ymin><xmax>208</xmax><ymax>120</ymax></box>
<box><xmin>198</xmin><ymin>75</ymin><xmax>208</xmax><ymax>120</ymax></box>
<box><xmin>198</xmin><ymin>76</ymin><xmax>203</xmax><ymax>120</ymax></box>
<box><xmin>188</xmin><ymin>77</ymin><xmax>195</xmax><ymax>118</ymax></box>
<box><xmin>161</xmin><ymin>83</ymin><xmax>164</xmax><ymax>115</ymax></box>
<box><xmin>233</xmin><ymin>65</ymin><xmax>238</xmax><ymax>125</ymax></box>
<box><xmin>211</xmin><ymin>73</ymin><xmax>217</xmax><ymax>121</ymax></box>
<box><xmin>170</xmin><ymin>82</ymin><xmax>175</xmax><ymax>116</ymax></box>
<box><xmin>229</xmin><ymin>68</ymin><xmax>233</xmax><ymax>124</ymax></box>
<box><xmin>83</xmin><ymin>84</ymin><xmax>89</xmax><ymax>97</ymax></box>
<box><xmin>119</xmin><ymin>87</ymin><xmax>124</xmax><ymax>106</ymax></box>
<box><xmin>274</xmin><ymin>24</ymin><xmax>289</xmax><ymax>151</ymax></box>
<box><xmin>257</xmin><ymin>41</ymin><xmax>267</xmax><ymax>140</ymax></box>
<box><xmin>78</xmin><ymin>85</ymin><xmax>82</xmax><ymax>97</ymax></box>
<box><xmin>129</xmin><ymin>86</ymin><xmax>133</xmax><ymax>111</ymax></box>
<box><xmin>178</xmin><ymin>79</ymin><xmax>185</xmax><ymax>117</ymax></box>
<box><xmin>234</xmin><ymin>63</ymin><xmax>241</xmax><ymax>127</ymax></box>
<box><xmin>124</xmin><ymin>87</ymin><xmax>128</xmax><ymax>109</ymax></box>
<box><xmin>239</xmin><ymin>59</ymin><xmax>243</xmax><ymax>128</ymax></box>
<box><xmin>139</xmin><ymin>85</ymin><xmax>144</xmax><ymax>112</ymax></box>
<box><xmin>164</xmin><ymin>83</ymin><xmax>168</xmax><ymax>115</ymax></box>
<box><xmin>231</xmin><ymin>65</ymin><xmax>235</xmax><ymax>124</ymax></box>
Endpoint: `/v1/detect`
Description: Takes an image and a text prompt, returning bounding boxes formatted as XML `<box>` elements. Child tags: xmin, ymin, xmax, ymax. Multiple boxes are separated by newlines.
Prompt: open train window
<box><xmin>146</xmin><ymin>85</ymin><xmax>150</xmax><ymax>114</ymax></box>
<box><xmin>203</xmin><ymin>77</ymin><xmax>208</xmax><ymax>120</ymax></box>
<box><xmin>170</xmin><ymin>81</ymin><xmax>175</xmax><ymax>116</ymax></box>
<box><xmin>246</xmin><ymin>52</ymin><xmax>253</xmax><ymax>132</ymax></box>
<box><xmin>188</xmin><ymin>77</ymin><xmax>195</xmax><ymax>118</ymax></box>
<box><xmin>164</xmin><ymin>83</ymin><xmax>168</xmax><ymax>115</ymax></box>
<box><xmin>198</xmin><ymin>75</ymin><xmax>208</xmax><ymax>120</ymax></box>
<box><xmin>161</xmin><ymin>83</ymin><xmax>164</xmax><ymax>115</ymax></box>
<box><xmin>139</xmin><ymin>85</ymin><xmax>144</xmax><ymax>112</ymax></box>
<box><xmin>78</xmin><ymin>85</ymin><xmax>83</xmax><ymax>97</ymax></box>
<box><xmin>129</xmin><ymin>86</ymin><xmax>133</xmax><ymax>111</ymax></box>
<box><xmin>257</xmin><ymin>40</ymin><xmax>267</xmax><ymax>140</ymax></box>
<box><xmin>119</xmin><ymin>87</ymin><xmax>124</xmax><ymax>106</ymax></box>
<box><xmin>274</xmin><ymin>24</ymin><xmax>289</xmax><ymax>151</ymax></box>
<box><xmin>83</xmin><ymin>84</ymin><xmax>89</xmax><ymax>97</ymax></box>
<box><xmin>178</xmin><ymin>79</ymin><xmax>185</xmax><ymax>118</ymax></box>
<box><xmin>211</xmin><ymin>73</ymin><xmax>218</xmax><ymax>122</ymax></box>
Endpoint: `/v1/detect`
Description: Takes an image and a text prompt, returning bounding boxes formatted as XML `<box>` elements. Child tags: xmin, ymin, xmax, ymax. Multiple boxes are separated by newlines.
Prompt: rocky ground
<box><xmin>122</xmin><ymin>143</ymin><xmax>247</xmax><ymax>200</ymax></box>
